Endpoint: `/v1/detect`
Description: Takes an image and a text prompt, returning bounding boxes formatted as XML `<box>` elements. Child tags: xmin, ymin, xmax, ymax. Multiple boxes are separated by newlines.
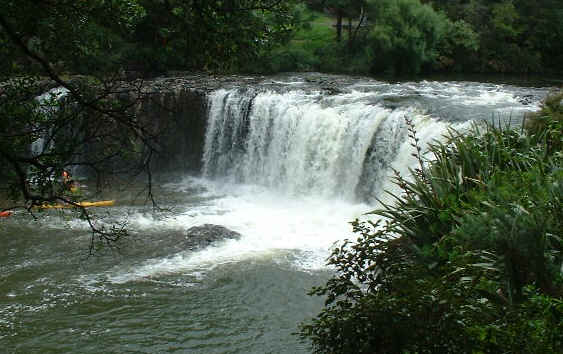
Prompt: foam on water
<box><xmin>107</xmin><ymin>179</ymin><xmax>372</xmax><ymax>283</ymax></box>
<box><xmin>89</xmin><ymin>81</ymin><xmax>544</xmax><ymax>283</ymax></box>
<box><xmin>106</xmin><ymin>127</ymin><xmax>470</xmax><ymax>282</ymax></box>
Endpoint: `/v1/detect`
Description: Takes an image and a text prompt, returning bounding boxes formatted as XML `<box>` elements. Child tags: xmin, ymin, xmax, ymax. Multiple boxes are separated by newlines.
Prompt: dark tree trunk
<box><xmin>336</xmin><ymin>10</ymin><xmax>343</xmax><ymax>42</ymax></box>
<box><xmin>348</xmin><ymin>17</ymin><xmax>352</xmax><ymax>42</ymax></box>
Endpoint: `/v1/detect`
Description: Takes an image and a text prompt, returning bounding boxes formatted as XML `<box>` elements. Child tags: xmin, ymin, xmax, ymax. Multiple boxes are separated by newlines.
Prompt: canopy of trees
<box><xmin>2</xmin><ymin>0</ymin><xmax>562</xmax><ymax>76</ymax></box>
<box><xmin>129</xmin><ymin>0</ymin><xmax>299</xmax><ymax>73</ymax></box>
<box><xmin>1</xmin><ymin>0</ymin><xmax>299</xmax><ymax>76</ymax></box>
<box><xmin>253</xmin><ymin>0</ymin><xmax>563</xmax><ymax>74</ymax></box>
<box><xmin>429</xmin><ymin>0</ymin><xmax>563</xmax><ymax>73</ymax></box>
<box><xmin>0</xmin><ymin>0</ymin><xmax>300</xmax><ymax>247</ymax></box>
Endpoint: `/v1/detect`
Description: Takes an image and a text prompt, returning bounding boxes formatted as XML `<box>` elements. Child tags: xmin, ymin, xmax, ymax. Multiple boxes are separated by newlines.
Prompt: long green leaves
<box><xmin>300</xmin><ymin>93</ymin><xmax>562</xmax><ymax>353</ymax></box>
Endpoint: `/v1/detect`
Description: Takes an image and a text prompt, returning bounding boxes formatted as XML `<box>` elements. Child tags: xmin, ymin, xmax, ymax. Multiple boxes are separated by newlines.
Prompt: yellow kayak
<box><xmin>39</xmin><ymin>200</ymin><xmax>115</xmax><ymax>209</ymax></box>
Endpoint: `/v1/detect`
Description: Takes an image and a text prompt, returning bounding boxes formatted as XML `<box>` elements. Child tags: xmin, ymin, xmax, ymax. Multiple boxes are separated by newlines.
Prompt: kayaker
<box><xmin>62</xmin><ymin>170</ymin><xmax>80</xmax><ymax>195</ymax></box>
<box><xmin>62</xmin><ymin>170</ymin><xmax>72</xmax><ymax>189</ymax></box>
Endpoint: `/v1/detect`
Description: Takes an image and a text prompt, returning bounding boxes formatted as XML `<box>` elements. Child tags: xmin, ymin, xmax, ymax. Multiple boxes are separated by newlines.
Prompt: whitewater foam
<box><xmin>106</xmin><ymin>179</ymin><xmax>371</xmax><ymax>283</ymax></box>
<box><xmin>97</xmin><ymin>81</ymin><xmax>543</xmax><ymax>283</ymax></box>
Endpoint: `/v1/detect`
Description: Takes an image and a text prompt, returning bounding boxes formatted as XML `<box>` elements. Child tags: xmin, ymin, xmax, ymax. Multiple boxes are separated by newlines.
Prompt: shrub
<box><xmin>300</xmin><ymin>97</ymin><xmax>562</xmax><ymax>353</ymax></box>
<box><xmin>525</xmin><ymin>92</ymin><xmax>563</xmax><ymax>154</ymax></box>
<box><xmin>366</xmin><ymin>0</ymin><xmax>450</xmax><ymax>74</ymax></box>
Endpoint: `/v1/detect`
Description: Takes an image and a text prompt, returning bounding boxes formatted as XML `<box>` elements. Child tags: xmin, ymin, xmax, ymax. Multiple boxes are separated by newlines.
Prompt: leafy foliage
<box><xmin>253</xmin><ymin>0</ymin><xmax>563</xmax><ymax>75</ymax></box>
<box><xmin>435</xmin><ymin>19</ymin><xmax>480</xmax><ymax>71</ymax></box>
<box><xmin>0</xmin><ymin>1</ymin><xmax>301</xmax><ymax>249</ymax></box>
<box><xmin>128</xmin><ymin>0</ymin><xmax>299</xmax><ymax>73</ymax></box>
<box><xmin>300</xmin><ymin>95</ymin><xmax>563</xmax><ymax>353</ymax></box>
<box><xmin>525</xmin><ymin>92</ymin><xmax>563</xmax><ymax>154</ymax></box>
<box><xmin>432</xmin><ymin>0</ymin><xmax>563</xmax><ymax>73</ymax></box>
<box><xmin>2</xmin><ymin>1</ymin><xmax>300</xmax><ymax>76</ymax></box>
<box><xmin>252</xmin><ymin>0</ymin><xmax>453</xmax><ymax>75</ymax></box>
<box><xmin>366</xmin><ymin>0</ymin><xmax>450</xmax><ymax>74</ymax></box>
<box><xmin>0</xmin><ymin>0</ymin><xmax>144</xmax><ymax>76</ymax></box>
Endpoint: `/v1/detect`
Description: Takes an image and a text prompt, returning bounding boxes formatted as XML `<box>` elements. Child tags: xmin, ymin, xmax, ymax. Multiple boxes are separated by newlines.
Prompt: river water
<box><xmin>0</xmin><ymin>75</ymin><xmax>552</xmax><ymax>353</ymax></box>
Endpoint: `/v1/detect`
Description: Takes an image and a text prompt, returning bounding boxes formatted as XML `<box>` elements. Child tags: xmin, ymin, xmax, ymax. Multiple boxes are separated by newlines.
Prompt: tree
<box><xmin>430</xmin><ymin>0</ymin><xmax>563</xmax><ymax>73</ymax></box>
<box><xmin>436</xmin><ymin>19</ymin><xmax>480</xmax><ymax>71</ymax></box>
<box><xmin>129</xmin><ymin>0</ymin><xmax>299</xmax><ymax>73</ymax></box>
<box><xmin>513</xmin><ymin>0</ymin><xmax>563</xmax><ymax>72</ymax></box>
<box><xmin>0</xmin><ymin>0</ymin><xmax>156</xmax><ymax>248</ymax></box>
<box><xmin>0</xmin><ymin>0</ymin><xmax>298</xmax><ymax>250</ymax></box>
<box><xmin>306</xmin><ymin>0</ymin><xmax>366</xmax><ymax>43</ymax></box>
<box><xmin>365</xmin><ymin>0</ymin><xmax>450</xmax><ymax>74</ymax></box>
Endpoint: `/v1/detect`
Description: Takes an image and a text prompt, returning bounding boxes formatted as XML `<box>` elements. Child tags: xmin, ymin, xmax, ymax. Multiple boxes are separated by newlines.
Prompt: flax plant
<box><xmin>301</xmin><ymin>95</ymin><xmax>562</xmax><ymax>353</ymax></box>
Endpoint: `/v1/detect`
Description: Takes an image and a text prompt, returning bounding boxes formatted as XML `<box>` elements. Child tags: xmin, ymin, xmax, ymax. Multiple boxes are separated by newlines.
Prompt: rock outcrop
<box><xmin>183</xmin><ymin>224</ymin><xmax>242</xmax><ymax>250</ymax></box>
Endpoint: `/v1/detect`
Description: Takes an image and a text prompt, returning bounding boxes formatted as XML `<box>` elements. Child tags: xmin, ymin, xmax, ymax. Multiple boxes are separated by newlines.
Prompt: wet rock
<box><xmin>381</xmin><ymin>95</ymin><xmax>418</xmax><ymax>110</ymax></box>
<box><xmin>517</xmin><ymin>94</ymin><xmax>534</xmax><ymax>105</ymax></box>
<box><xmin>321</xmin><ymin>84</ymin><xmax>343</xmax><ymax>95</ymax></box>
<box><xmin>184</xmin><ymin>224</ymin><xmax>241</xmax><ymax>250</ymax></box>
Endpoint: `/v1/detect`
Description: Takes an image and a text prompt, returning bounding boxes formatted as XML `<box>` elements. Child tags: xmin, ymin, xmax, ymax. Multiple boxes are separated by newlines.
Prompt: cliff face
<box><xmin>134</xmin><ymin>74</ymin><xmax>266</xmax><ymax>174</ymax></box>
<box><xmin>136</xmin><ymin>88</ymin><xmax>208</xmax><ymax>173</ymax></box>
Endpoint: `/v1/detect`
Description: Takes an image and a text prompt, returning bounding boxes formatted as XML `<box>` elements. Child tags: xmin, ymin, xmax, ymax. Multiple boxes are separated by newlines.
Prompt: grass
<box><xmin>292</xmin><ymin>10</ymin><xmax>334</xmax><ymax>42</ymax></box>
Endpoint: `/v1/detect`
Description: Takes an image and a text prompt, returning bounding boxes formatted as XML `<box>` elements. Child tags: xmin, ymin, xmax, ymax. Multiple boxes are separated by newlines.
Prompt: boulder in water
<box><xmin>517</xmin><ymin>94</ymin><xmax>534</xmax><ymax>105</ymax></box>
<box><xmin>184</xmin><ymin>224</ymin><xmax>241</xmax><ymax>250</ymax></box>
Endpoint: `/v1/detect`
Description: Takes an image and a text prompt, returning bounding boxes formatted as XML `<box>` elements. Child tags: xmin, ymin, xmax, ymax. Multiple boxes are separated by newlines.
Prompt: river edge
<box><xmin>0</xmin><ymin>77</ymin><xmax>558</xmax><ymax>353</ymax></box>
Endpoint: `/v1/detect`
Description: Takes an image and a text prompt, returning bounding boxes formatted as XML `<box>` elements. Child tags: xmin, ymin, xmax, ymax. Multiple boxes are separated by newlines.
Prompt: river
<box><xmin>0</xmin><ymin>75</ymin><xmax>553</xmax><ymax>353</ymax></box>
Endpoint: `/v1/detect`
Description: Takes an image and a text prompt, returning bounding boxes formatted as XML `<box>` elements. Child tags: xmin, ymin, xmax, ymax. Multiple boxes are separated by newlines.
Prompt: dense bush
<box><xmin>254</xmin><ymin>0</ymin><xmax>563</xmax><ymax>75</ymax></box>
<box><xmin>525</xmin><ymin>92</ymin><xmax>563</xmax><ymax>154</ymax></box>
<box><xmin>300</xmin><ymin>95</ymin><xmax>562</xmax><ymax>353</ymax></box>
<box><xmin>432</xmin><ymin>0</ymin><xmax>563</xmax><ymax>74</ymax></box>
<box><xmin>247</xmin><ymin>7</ymin><xmax>348</xmax><ymax>74</ymax></box>
<box><xmin>252</xmin><ymin>0</ymin><xmax>455</xmax><ymax>75</ymax></box>
<box><xmin>366</xmin><ymin>0</ymin><xmax>450</xmax><ymax>74</ymax></box>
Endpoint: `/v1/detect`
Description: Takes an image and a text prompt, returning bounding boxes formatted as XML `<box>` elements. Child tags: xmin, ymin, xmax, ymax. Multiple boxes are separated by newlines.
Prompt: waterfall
<box><xmin>30</xmin><ymin>137</ymin><xmax>46</xmax><ymax>158</ymax></box>
<box><xmin>31</xmin><ymin>87</ymin><xmax>69</xmax><ymax>157</ymax></box>
<box><xmin>202</xmin><ymin>88</ymin><xmax>458</xmax><ymax>202</ymax></box>
<box><xmin>103</xmin><ymin>79</ymin><xmax>543</xmax><ymax>281</ymax></box>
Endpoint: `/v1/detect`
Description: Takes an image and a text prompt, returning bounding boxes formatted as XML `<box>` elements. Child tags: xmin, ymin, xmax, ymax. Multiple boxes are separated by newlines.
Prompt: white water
<box><xmin>108</xmin><ymin>179</ymin><xmax>371</xmax><ymax>283</ymax></box>
<box><xmin>203</xmin><ymin>89</ymin><xmax>472</xmax><ymax>201</ymax></box>
<box><xmin>31</xmin><ymin>87</ymin><xmax>69</xmax><ymax>157</ymax></box>
<box><xmin>105</xmin><ymin>86</ymin><xmax>489</xmax><ymax>283</ymax></box>
<box><xmin>22</xmin><ymin>80</ymin><xmax>539</xmax><ymax>284</ymax></box>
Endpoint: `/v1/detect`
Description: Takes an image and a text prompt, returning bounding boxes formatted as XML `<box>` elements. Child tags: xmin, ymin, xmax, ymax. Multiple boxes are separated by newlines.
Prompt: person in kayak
<box><xmin>62</xmin><ymin>170</ymin><xmax>80</xmax><ymax>195</ymax></box>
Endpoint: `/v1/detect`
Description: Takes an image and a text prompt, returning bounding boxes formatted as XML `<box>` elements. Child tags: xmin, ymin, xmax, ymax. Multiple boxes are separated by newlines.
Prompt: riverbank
<box><xmin>0</xmin><ymin>77</ymin><xmax>557</xmax><ymax>353</ymax></box>
<box><xmin>301</xmin><ymin>91</ymin><xmax>563</xmax><ymax>353</ymax></box>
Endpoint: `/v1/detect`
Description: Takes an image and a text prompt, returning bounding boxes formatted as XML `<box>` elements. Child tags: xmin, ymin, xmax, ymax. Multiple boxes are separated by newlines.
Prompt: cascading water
<box><xmin>1</xmin><ymin>76</ymin><xmax>551</xmax><ymax>353</ymax></box>
<box><xmin>30</xmin><ymin>87</ymin><xmax>69</xmax><ymax>158</ymax></box>
<box><xmin>202</xmin><ymin>88</ymin><xmax>466</xmax><ymax>203</ymax></box>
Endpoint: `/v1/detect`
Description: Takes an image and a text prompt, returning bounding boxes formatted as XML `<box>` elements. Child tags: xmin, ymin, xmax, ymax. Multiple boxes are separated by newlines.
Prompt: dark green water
<box><xmin>1</xmin><ymin>207</ymin><xmax>331</xmax><ymax>353</ymax></box>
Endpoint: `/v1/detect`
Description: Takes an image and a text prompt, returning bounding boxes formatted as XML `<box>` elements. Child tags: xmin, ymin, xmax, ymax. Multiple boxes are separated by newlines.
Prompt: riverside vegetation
<box><xmin>251</xmin><ymin>0</ymin><xmax>563</xmax><ymax>75</ymax></box>
<box><xmin>4</xmin><ymin>1</ymin><xmax>562</xmax><ymax>77</ymax></box>
<box><xmin>299</xmin><ymin>93</ymin><xmax>563</xmax><ymax>352</ymax></box>
<box><xmin>1</xmin><ymin>0</ymin><xmax>561</xmax><ymax>352</ymax></box>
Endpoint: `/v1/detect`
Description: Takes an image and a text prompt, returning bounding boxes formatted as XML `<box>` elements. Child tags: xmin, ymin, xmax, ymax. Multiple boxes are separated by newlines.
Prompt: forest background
<box><xmin>1</xmin><ymin>1</ymin><xmax>561</xmax><ymax>352</ymax></box>
<box><xmin>3</xmin><ymin>0</ymin><xmax>563</xmax><ymax>78</ymax></box>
